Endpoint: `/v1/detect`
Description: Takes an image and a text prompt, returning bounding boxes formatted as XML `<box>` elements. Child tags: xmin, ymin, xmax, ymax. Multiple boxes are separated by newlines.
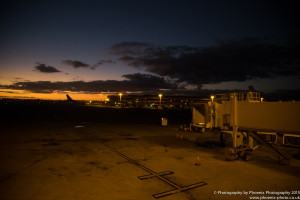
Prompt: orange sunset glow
<box><xmin>0</xmin><ymin>89</ymin><xmax>107</xmax><ymax>101</ymax></box>
<box><xmin>1</xmin><ymin>2</ymin><xmax>300</xmax><ymax>200</ymax></box>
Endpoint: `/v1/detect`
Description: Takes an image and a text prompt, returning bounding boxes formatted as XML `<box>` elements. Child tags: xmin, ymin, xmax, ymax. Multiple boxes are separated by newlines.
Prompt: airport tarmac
<box><xmin>0</xmin><ymin>105</ymin><xmax>299</xmax><ymax>200</ymax></box>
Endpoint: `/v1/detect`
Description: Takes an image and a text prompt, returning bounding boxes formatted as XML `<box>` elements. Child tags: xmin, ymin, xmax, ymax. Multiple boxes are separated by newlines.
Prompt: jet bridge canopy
<box><xmin>213</xmin><ymin>92</ymin><xmax>300</xmax><ymax>135</ymax></box>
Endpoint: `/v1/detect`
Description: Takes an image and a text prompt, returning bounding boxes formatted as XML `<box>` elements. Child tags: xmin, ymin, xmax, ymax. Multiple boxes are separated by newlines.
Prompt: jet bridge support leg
<box><xmin>224</xmin><ymin>130</ymin><xmax>286</xmax><ymax>163</ymax></box>
<box><xmin>247</xmin><ymin>131</ymin><xmax>290</xmax><ymax>165</ymax></box>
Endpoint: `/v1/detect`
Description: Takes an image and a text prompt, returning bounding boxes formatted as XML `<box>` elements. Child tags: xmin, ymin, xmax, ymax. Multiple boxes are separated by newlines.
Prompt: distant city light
<box><xmin>159</xmin><ymin>94</ymin><xmax>162</xmax><ymax>106</ymax></box>
<box><xmin>119</xmin><ymin>93</ymin><xmax>123</xmax><ymax>101</ymax></box>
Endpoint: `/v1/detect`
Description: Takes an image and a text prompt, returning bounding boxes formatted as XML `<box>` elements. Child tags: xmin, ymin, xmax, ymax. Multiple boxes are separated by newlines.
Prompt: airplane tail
<box><xmin>66</xmin><ymin>94</ymin><xmax>74</xmax><ymax>102</ymax></box>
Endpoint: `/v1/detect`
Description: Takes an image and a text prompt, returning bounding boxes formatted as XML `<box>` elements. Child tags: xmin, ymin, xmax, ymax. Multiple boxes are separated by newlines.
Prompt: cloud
<box><xmin>94</xmin><ymin>59</ymin><xmax>115</xmax><ymax>67</ymax></box>
<box><xmin>34</xmin><ymin>63</ymin><xmax>61</xmax><ymax>73</ymax></box>
<box><xmin>2</xmin><ymin>79</ymin><xmax>300</xmax><ymax>100</ymax></box>
<box><xmin>0</xmin><ymin>90</ymin><xmax>20</xmax><ymax>94</ymax></box>
<box><xmin>122</xmin><ymin>73</ymin><xmax>176</xmax><ymax>90</ymax></box>
<box><xmin>110</xmin><ymin>42</ymin><xmax>151</xmax><ymax>55</ymax></box>
<box><xmin>62</xmin><ymin>60</ymin><xmax>90</xmax><ymax>69</ymax></box>
<box><xmin>0</xmin><ymin>73</ymin><xmax>176</xmax><ymax>93</ymax></box>
<box><xmin>110</xmin><ymin>38</ymin><xmax>300</xmax><ymax>88</ymax></box>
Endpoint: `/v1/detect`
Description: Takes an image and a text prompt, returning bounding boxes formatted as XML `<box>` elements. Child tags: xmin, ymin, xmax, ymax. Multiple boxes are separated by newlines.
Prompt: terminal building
<box><xmin>107</xmin><ymin>95</ymin><xmax>209</xmax><ymax>109</ymax></box>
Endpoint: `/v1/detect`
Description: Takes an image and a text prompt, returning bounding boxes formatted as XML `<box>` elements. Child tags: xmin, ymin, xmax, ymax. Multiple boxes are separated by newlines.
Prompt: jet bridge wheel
<box><xmin>236</xmin><ymin>147</ymin><xmax>252</xmax><ymax>161</ymax></box>
<box><xmin>243</xmin><ymin>153</ymin><xmax>251</xmax><ymax>161</ymax></box>
<box><xmin>279</xmin><ymin>159</ymin><xmax>289</xmax><ymax>166</ymax></box>
<box><xmin>224</xmin><ymin>147</ymin><xmax>238</xmax><ymax>161</ymax></box>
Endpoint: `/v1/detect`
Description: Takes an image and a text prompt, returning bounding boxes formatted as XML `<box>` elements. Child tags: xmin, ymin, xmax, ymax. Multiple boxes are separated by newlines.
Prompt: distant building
<box><xmin>107</xmin><ymin>95</ymin><xmax>209</xmax><ymax>109</ymax></box>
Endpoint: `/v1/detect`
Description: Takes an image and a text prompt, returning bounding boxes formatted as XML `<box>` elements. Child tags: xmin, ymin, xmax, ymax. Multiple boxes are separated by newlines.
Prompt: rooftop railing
<box><xmin>215</xmin><ymin>92</ymin><xmax>260</xmax><ymax>102</ymax></box>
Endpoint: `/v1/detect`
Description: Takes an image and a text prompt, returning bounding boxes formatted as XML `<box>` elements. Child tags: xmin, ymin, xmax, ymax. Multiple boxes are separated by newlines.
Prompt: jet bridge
<box><xmin>190</xmin><ymin>92</ymin><xmax>300</xmax><ymax>164</ymax></box>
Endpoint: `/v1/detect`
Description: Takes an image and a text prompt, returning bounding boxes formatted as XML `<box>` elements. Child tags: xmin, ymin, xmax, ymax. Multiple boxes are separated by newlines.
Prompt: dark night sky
<box><xmin>0</xmin><ymin>0</ymin><xmax>300</xmax><ymax>99</ymax></box>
